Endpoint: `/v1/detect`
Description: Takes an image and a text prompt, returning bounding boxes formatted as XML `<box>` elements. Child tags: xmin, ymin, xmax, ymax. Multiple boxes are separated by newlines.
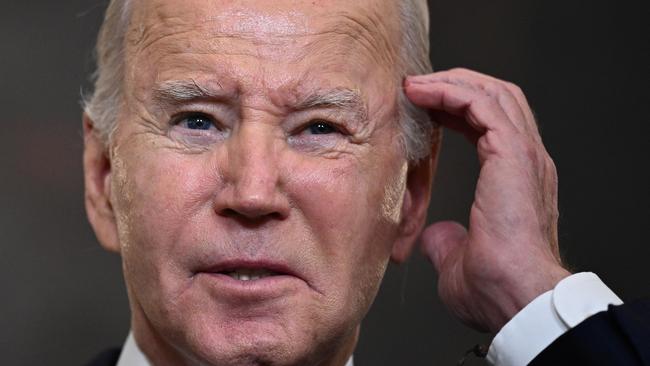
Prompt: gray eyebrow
<box><xmin>295</xmin><ymin>88</ymin><xmax>368</xmax><ymax>120</ymax></box>
<box><xmin>152</xmin><ymin>79</ymin><xmax>232</xmax><ymax>105</ymax></box>
<box><xmin>152</xmin><ymin>80</ymin><xmax>367</xmax><ymax>120</ymax></box>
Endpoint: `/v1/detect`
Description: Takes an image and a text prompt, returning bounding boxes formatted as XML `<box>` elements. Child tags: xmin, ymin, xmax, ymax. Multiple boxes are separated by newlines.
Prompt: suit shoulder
<box><xmin>529</xmin><ymin>299</ymin><xmax>650</xmax><ymax>365</ymax></box>
<box><xmin>84</xmin><ymin>347</ymin><xmax>122</xmax><ymax>366</ymax></box>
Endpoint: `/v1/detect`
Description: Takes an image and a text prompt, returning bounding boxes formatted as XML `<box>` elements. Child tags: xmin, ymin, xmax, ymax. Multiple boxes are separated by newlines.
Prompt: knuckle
<box><xmin>475</xmin><ymin>94</ymin><xmax>502</xmax><ymax>112</ymax></box>
<box><xmin>509</xmin><ymin>83</ymin><xmax>530</xmax><ymax>105</ymax></box>
<box><xmin>505</xmin><ymin>82</ymin><xmax>524</xmax><ymax>95</ymax></box>
<box><xmin>545</xmin><ymin>157</ymin><xmax>558</xmax><ymax>176</ymax></box>
<box><xmin>482</xmin><ymin>81</ymin><xmax>509</xmax><ymax>99</ymax></box>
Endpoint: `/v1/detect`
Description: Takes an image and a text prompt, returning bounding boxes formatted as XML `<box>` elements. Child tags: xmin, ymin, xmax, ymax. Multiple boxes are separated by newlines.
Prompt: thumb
<box><xmin>420</xmin><ymin>221</ymin><xmax>468</xmax><ymax>273</ymax></box>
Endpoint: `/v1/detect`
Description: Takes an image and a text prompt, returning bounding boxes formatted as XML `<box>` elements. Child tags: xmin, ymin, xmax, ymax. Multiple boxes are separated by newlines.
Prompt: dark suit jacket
<box><xmin>84</xmin><ymin>347</ymin><xmax>121</xmax><ymax>366</ymax></box>
<box><xmin>530</xmin><ymin>299</ymin><xmax>650</xmax><ymax>365</ymax></box>
<box><xmin>84</xmin><ymin>300</ymin><xmax>650</xmax><ymax>366</ymax></box>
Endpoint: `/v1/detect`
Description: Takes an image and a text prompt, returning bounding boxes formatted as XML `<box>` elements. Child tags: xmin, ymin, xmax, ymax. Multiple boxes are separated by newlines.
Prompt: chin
<box><xmin>129</xmin><ymin>250</ymin><xmax>364</xmax><ymax>365</ymax></box>
<box><xmin>192</xmin><ymin>332</ymin><xmax>299</xmax><ymax>366</ymax></box>
<box><xmin>181</xmin><ymin>321</ymin><xmax>340</xmax><ymax>366</ymax></box>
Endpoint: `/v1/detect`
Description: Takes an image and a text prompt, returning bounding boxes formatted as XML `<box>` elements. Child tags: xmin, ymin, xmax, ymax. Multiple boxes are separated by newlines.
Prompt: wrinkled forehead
<box><xmin>125</xmin><ymin>0</ymin><xmax>401</xmax><ymax>72</ymax></box>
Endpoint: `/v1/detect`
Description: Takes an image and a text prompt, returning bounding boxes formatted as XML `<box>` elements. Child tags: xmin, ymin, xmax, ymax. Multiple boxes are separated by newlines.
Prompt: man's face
<box><xmin>99</xmin><ymin>0</ymin><xmax>420</xmax><ymax>364</ymax></box>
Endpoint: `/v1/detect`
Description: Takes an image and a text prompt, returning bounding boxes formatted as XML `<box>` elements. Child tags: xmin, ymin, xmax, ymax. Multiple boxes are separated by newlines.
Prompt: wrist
<box><xmin>508</xmin><ymin>265</ymin><xmax>572</xmax><ymax>326</ymax></box>
<box><xmin>485</xmin><ymin>264</ymin><xmax>571</xmax><ymax>333</ymax></box>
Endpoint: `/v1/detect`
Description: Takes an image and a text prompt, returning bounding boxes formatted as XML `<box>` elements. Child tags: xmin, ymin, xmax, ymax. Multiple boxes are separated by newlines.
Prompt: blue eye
<box><xmin>308</xmin><ymin>121</ymin><xmax>337</xmax><ymax>135</ymax></box>
<box><xmin>180</xmin><ymin>114</ymin><xmax>215</xmax><ymax>130</ymax></box>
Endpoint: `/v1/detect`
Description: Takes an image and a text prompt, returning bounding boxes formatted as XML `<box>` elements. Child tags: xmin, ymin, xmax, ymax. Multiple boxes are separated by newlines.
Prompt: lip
<box><xmin>194</xmin><ymin>259</ymin><xmax>311</xmax><ymax>300</ymax></box>
<box><xmin>202</xmin><ymin>259</ymin><xmax>299</xmax><ymax>278</ymax></box>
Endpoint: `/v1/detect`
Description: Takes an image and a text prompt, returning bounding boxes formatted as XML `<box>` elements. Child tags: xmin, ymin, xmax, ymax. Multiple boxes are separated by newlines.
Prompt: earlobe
<box><xmin>83</xmin><ymin>114</ymin><xmax>121</xmax><ymax>253</ymax></box>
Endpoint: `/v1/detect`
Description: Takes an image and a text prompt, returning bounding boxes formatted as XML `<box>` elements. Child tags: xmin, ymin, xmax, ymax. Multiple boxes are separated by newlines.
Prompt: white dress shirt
<box><xmin>116</xmin><ymin>272</ymin><xmax>621</xmax><ymax>366</ymax></box>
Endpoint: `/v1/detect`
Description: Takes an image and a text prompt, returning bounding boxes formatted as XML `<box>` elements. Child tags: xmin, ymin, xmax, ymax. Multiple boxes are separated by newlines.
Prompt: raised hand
<box><xmin>405</xmin><ymin>68</ymin><xmax>571</xmax><ymax>333</ymax></box>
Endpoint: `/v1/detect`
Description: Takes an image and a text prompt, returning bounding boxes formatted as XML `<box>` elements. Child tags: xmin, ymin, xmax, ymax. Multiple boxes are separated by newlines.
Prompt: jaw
<box><xmin>125</xmin><ymin>272</ymin><xmax>361</xmax><ymax>366</ymax></box>
<box><xmin>129</xmin><ymin>314</ymin><xmax>361</xmax><ymax>366</ymax></box>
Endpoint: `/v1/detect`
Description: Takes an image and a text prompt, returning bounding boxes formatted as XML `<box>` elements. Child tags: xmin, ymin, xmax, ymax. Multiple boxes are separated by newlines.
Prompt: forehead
<box><xmin>124</xmin><ymin>0</ymin><xmax>401</xmax><ymax>88</ymax></box>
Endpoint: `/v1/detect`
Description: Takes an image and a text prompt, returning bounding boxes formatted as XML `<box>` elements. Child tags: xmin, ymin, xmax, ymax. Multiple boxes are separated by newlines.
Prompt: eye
<box><xmin>177</xmin><ymin>113</ymin><xmax>217</xmax><ymax>131</ymax></box>
<box><xmin>307</xmin><ymin>120</ymin><xmax>337</xmax><ymax>135</ymax></box>
<box><xmin>287</xmin><ymin>118</ymin><xmax>350</xmax><ymax>153</ymax></box>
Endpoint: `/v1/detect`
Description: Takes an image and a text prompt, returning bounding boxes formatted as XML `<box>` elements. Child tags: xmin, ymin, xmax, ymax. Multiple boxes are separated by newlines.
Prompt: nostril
<box><xmin>218</xmin><ymin>194</ymin><xmax>288</xmax><ymax>219</ymax></box>
<box><xmin>220</xmin><ymin>208</ymin><xmax>239</xmax><ymax>218</ymax></box>
<box><xmin>212</xmin><ymin>184</ymin><xmax>291</xmax><ymax>222</ymax></box>
<box><xmin>266</xmin><ymin>212</ymin><xmax>284</xmax><ymax>221</ymax></box>
<box><xmin>217</xmin><ymin>207</ymin><xmax>286</xmax><ymax>226</ymax></box>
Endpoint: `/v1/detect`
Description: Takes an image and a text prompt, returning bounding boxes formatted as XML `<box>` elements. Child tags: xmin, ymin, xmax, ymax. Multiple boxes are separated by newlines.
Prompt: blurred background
<box><xmin>1</xmin><ymin>1</ymin><xmax>647</xmax><ymax>365</ymax></box>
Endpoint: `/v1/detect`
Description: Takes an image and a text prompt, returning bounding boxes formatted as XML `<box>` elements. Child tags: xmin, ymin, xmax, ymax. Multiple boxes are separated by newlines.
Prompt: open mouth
<box><xmin>198</xmin><ymin>260</ymin><xmax>320</xmax><ymax>297</ymax></box>
<box><xmin>220</xmin><ymin>268</ymin><xmax>280</xmax><ymax>281</ymax></box>
<box><xmin>202</xmin><ymin>260</ymin><xmax>296</xmax><ymax>283</ymax></box>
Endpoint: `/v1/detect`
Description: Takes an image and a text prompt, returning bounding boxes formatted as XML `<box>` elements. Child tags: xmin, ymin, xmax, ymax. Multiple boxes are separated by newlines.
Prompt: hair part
<box><xmin>83</xmin><ymin>0</ymin><xmax>436</xmax><ymax>161</ymax></box>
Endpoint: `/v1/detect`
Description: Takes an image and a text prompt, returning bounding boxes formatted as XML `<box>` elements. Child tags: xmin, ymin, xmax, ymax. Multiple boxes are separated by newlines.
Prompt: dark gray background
<box><xmin>1</xmin><ymin>1</ymin><xmax>648</xmax><ymax>365</ymax></box>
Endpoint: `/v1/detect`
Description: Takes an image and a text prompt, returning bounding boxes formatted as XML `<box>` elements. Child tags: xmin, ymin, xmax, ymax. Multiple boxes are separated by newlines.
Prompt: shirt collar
<box><xmin>116</xmin><ymin>332</ymin><xmax>354</xmax><ymax>366</ymax></box>
<box><xmin>116</xmin><ymin>333</ymin><xmax>150</xmax><ymax>366</ymax></box>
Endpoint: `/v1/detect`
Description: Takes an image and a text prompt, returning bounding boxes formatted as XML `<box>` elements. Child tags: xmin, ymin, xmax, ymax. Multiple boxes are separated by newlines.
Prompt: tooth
<box><xmin>223</xmin><ymin>268</ymin><xmax>279</xmax><ymax>281</ymax></box>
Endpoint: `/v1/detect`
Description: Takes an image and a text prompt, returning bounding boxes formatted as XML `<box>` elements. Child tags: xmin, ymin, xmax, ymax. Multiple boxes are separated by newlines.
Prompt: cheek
<box><xmin>111</xmin><ymin>145</ymin><xmax>218</xmax><ymax>293</ymax></box>
<box><xmin>286</xmin><ymin>152</ymin><xmax>406</xmax><ymax>306</ymax></box>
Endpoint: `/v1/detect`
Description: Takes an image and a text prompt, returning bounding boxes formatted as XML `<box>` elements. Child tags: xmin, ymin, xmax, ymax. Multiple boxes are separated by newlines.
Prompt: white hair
<box><xmin>83</xmin><ymin>0</ymin><xmax>435</xmax><ymax>161</ymax></box>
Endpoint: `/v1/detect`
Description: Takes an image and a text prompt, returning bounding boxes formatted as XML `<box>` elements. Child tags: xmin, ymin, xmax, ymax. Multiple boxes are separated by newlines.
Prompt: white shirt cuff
<box><xmin>486</xmin><ymin>272</ymin><xmax>623</xmax><ymax>366</ymax></box>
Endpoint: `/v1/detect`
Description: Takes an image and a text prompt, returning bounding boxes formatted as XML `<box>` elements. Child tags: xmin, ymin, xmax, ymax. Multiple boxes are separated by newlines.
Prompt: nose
<box><xmin>214</xmin><ymin>124</ymin><xmax>290</xmax><ymax>222</ymax></box>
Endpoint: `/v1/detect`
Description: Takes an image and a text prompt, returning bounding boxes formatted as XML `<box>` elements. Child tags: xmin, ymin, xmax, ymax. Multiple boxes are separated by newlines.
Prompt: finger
<box><xmin>501</xmin><ymin>82</ymin><xmax>539</xmax><ymax>139</ymax></box>
<box><xmin>430</xmin><ymin>110</ymin><xmax>480</xmax><ymax>145</ymax></box>
<box><xmin>447</xmin><ymin>68</ymin><xmax>538</xmax><ymax>134</ymax></box>
<box><xmin>407</xmin><ymin>71</ymin><xmax>530</xmax><ymax>135</ymax></box>
<box><xmin>405</xmin><ymin>81</ymin><xmax>519</xmax><ymax>138</ymax></box>
<box><xmin>420</xmin><ymin>221</ymin><xmax>468</xmax><ymax>273</ymax></box>
<box><xmin>407</xmin><ymin>69</ymin><xmax>539</xmax><ymax>140</ymax></box>
<box><xmin>435</xmin><ymin>68</ymin><xmax>537</xmax><ymax>126</ymax></box>
<box><xmin>408</xmin><ymin>69</ymin><xmax>531</xmax><ymax>129</ymax></box>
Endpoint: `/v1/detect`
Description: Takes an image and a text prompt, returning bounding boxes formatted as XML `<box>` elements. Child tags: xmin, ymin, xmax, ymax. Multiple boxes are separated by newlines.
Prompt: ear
<box><xmin>83</xmin><ymin>114</ymin><xmax>121</xmax><ymax>253</ymax></box>
<box><xmin>391</xmin><ymin>128</ymin><xmax>441</xmax><ymax>263</ymax></box>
